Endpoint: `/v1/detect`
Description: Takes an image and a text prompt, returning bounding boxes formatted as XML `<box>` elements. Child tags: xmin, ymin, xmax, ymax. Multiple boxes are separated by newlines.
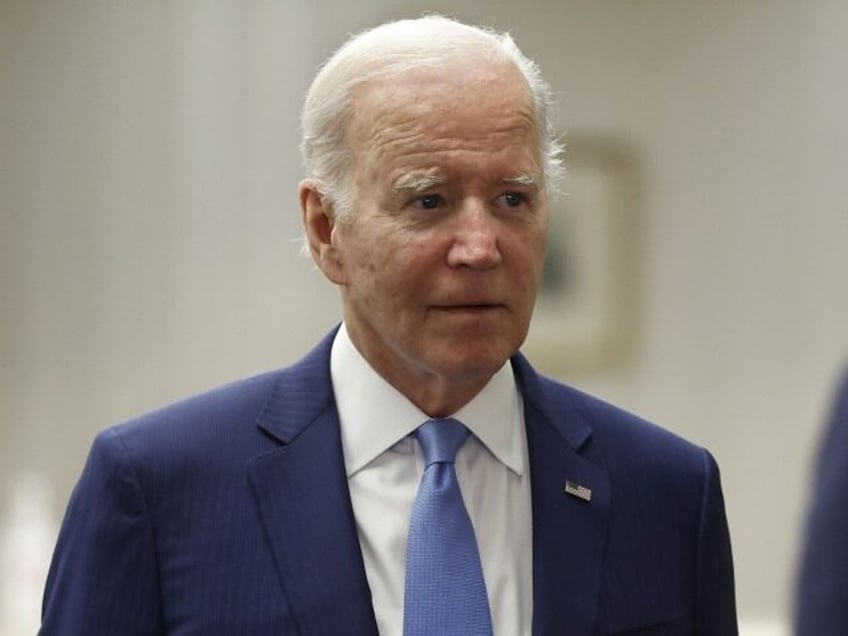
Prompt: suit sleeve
<box><xmin>40</xmin><ymin>428</ymin><xmax>164</xmax><ymax>635</ymax></box>
<box><xmin>694</xmin><ymin>449</ymin><xmax>738</xmax><ymax>635</ymax></box>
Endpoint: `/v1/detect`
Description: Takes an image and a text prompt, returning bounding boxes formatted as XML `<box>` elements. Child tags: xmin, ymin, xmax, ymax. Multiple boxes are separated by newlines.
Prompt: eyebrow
<box><xmin>502</xmin><ymin>173</ymin><xmax>541</xmax><ymax>188</ymax></box>
<box><xmin>391</xmin><ymin>173</ymin><xmax>446</xmax><ymax>193</ymax></box>
<box><xmin>390</xmin><ymin>171</ymin><xmax>542</xmax><ymax>193</ymax></box>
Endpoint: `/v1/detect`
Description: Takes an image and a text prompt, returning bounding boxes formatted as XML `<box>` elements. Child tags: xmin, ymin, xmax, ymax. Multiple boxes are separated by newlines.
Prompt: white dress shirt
<box><xmin>331</xmin><ymin>324</ymin><xmax>533</xmax><ymax>636</ymax></box>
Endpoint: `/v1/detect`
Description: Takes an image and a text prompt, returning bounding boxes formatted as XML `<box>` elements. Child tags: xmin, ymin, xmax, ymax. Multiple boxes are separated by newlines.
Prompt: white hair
<box><xmin>299</xmin><ymin>15</ymin><xmax>563</xmax><ymax>221</ymax></box>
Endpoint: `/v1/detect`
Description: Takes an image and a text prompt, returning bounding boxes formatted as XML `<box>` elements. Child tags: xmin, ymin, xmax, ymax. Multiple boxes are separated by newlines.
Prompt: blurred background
<box><xmin>2</xmin><ymin>1</ymin><xmax>847</xmax><ymax>633</ymax></box>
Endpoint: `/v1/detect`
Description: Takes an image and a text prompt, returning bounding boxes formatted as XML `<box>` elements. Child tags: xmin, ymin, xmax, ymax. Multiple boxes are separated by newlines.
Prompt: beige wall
<box><xmin>2</xmin><ymin>0</ymin><xmax>847</xmax><ymax>629</ymax></box>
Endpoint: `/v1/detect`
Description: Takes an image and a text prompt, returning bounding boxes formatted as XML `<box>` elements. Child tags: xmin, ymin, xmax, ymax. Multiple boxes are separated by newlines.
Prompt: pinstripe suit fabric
<box><xmin>41</xmin><ymin>328</ymin><xmax>737</xmax><ymax>634</ymax></box>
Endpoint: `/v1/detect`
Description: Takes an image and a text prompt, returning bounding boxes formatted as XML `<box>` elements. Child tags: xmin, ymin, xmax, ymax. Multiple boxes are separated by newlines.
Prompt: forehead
<box><xmin>347</xmin><ymin>64</ymin><xmax>541</xmax><ymax>178</ymax></box>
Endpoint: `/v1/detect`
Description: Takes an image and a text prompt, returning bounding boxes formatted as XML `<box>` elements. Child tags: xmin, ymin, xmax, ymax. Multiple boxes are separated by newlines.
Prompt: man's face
<box><xmin>320</xmin><ymin>64</ymin><xmax>549</xmax><ymax>405</ymax></box>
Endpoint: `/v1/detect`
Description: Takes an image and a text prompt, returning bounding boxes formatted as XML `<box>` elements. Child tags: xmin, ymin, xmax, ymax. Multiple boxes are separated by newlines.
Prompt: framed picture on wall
<box><xmin>523</xmin><ymin>134</ymin><xmax>641</xmax><ymax>377</ymax></box>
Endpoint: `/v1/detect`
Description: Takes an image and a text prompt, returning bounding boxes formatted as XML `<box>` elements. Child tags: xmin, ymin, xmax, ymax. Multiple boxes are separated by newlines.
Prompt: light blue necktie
<box><xmin>403</xmin><ymin>418</ymin><xmax>493</xmax><ymax>636</ymax></box>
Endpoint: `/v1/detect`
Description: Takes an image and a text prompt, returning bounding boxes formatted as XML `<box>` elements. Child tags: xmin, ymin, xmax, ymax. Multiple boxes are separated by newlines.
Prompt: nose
<box><xmin>445</xmin><ymin>200</ymin><xmax>502</xmax><ymax>269</ymax></box>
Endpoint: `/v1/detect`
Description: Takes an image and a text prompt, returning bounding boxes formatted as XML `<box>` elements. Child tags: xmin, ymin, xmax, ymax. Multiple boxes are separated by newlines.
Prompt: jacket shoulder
<box><xmin>518</xmin><ymin>356</ymin><xmax>711</xmax><ymax>476</ymax></box>
<box><xmin>103</xmin><ymin>329</ymin><xmax>338</xmax><ymax>459</ymax></box>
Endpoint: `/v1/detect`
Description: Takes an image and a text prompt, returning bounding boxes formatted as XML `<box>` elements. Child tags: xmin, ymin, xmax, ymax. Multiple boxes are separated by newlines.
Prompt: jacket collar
<box><xmin>512</xmin><ymin>353</ymin><xmax>610</xmax><ymax>636</ymax></box>
<box><xmin>249</xmin><ymin>330</ymin><xmax>609</xmax><ymax>635</ymax></box>
<box><xmin>248</xmin><ymin>327</ymin><xmax>379</xmax><ymax>635</ymax></box>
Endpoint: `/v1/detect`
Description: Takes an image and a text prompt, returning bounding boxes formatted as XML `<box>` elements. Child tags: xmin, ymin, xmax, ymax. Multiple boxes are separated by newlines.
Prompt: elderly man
<box><xmin>41</xmin><ymin>16</ymin><xmax>737</xmax><ymax>635</ymax></box>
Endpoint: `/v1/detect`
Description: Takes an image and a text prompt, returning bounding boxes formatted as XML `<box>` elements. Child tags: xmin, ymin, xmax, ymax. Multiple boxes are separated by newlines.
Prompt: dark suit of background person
<box><xmin>40</xmin><ymin>16</ymin><xmax>738</xmax><ymax>635</ymax></box>
<box><xmin>795</xmin><ymin>368</ymin><xmax>848</xmax><ymax>635</ymax></box>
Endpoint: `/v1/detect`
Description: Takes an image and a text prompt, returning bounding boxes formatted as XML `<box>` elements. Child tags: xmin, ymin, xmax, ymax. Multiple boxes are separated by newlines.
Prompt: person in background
<box><xmin>795</xmin><ymin>367</ymin><xmax>848</xmax><ymax>635</ymax></box>
<box><xmin>40</xmin><ymin>15</ymin><xmax>737</xmax><ymax>635</ymax></box>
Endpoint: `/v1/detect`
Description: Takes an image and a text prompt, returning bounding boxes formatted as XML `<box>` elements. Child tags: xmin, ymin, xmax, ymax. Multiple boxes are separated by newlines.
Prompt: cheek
<box><xmin>513</xmin><ymin>227</ymin><xmax>548</xmax><ymax>279</ymax></box>
<box><xmin>362</xmin><ymin>258</ymin><xmax>380</xmax><ymax>275</ymax></box>
<box><xmin>334</xmin><ymin>225</ymin><xmax>384</xmax><ymax>280</ymax></box>
<box><xmin>344</xmin><ymin>246</ymin><xmax>402</xmax><ymax>304</ymax></box>
<box><xmin>533</xmin><ymin>223</ymin><xmax>550</xmax><ymax>267</ymax></box>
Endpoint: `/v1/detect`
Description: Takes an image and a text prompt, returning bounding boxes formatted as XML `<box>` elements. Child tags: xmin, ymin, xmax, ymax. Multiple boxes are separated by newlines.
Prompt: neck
<box><xmin>391</xmin><ymin>373</ymin><xmax>491</xmax><ymax>418</ymax></box>
<box><xmin>343</xmin><ymin>323</ymin><xmax>496</xmax><ymax>418</ymax></box>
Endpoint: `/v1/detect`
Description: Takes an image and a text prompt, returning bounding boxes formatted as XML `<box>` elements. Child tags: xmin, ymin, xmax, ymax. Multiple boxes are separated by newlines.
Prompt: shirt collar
<box><xmin>331</xmin><ymin>323</ymin><xmax>524</xmax><ymax>478</ymax></box>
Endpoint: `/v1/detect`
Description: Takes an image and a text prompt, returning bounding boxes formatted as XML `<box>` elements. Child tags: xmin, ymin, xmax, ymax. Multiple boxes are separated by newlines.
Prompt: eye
<box><xmin>496</xmin><ymin>191</ymin><xmax>528</xmax><ymax>208</ymax></box>
<box><xmin>412</xmin><ymin>194</ymin><xmax>445</xmax><ymax>210</ymax></box>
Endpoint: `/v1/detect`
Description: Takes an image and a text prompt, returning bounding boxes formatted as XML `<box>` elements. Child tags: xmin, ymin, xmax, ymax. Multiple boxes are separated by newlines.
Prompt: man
<box><xmin>41</xmin><ymin>16</ymin><xmax>737</xmax><ymax>635</ymax></box>
<box><xmin>795</xmin><ymin>368</ymin><xmax>848</xmax><ymax>635</ymax></box>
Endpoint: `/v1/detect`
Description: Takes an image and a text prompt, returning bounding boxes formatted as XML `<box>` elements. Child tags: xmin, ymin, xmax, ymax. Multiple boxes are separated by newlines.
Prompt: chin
<box><xmin>435</xmin><ymin>342</ymin><xmax>515</xmax><ymax>379</ymax></box>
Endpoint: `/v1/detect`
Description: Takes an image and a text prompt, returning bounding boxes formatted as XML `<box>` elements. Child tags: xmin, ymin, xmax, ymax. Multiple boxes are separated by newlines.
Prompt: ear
<box><xmin>299</xmin><ymin>179</ymin><xmax>346</xmax><ymax>285</ymax></box>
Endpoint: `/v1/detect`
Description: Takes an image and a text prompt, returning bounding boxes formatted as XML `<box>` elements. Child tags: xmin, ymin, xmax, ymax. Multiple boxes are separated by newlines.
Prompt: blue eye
<box><xmin>414</xmin><ymin>194</ymin><xmax>443</xmax><ymax>210</ymax></box>
<box><xmin>498</xmin><ymin>192</ymin><xmax>527</xmax><ymax>208</ymax></box>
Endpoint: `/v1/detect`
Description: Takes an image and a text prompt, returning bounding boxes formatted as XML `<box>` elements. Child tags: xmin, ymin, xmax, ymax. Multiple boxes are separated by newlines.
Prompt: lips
<box><xmin>431</xmin><ymin>302</ymin><xmax>505</xmax><ymax>312</ymax></box>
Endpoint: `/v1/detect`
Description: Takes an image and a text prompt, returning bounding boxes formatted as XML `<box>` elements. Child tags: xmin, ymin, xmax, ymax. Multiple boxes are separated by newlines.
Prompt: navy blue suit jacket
<box><xmin>795</xmin><ymin>368</ymin><xmax>848</xmax><ymax>635</ymax></box>
<box><xmin>41</xmin><ymin>330</ymin><xmax>737</xmax><ymax>634</ymax></box>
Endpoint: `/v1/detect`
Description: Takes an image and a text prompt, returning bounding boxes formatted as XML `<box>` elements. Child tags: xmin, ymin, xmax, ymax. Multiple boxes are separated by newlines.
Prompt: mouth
<box><xmin>431</xmin><ymin>303</ymin><xmax>505</xmax><ymax>313</ymax></box>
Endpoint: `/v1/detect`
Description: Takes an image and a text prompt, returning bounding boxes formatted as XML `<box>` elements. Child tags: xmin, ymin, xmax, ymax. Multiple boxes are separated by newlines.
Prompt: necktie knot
<box><xmin>416</xmin><ymin>418</ymin><xmax>470</xmax><ymax>467</ymax></box>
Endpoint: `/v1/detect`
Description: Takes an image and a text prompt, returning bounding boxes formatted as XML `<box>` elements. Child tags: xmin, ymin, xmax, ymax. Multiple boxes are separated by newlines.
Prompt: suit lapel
<box><xmin>244</xmin><ymin>335</ymin><xmax>610</xmax><ymax>635</ymax></box>
<box><xmin>513</xmin><ymin>355</ymin><xmax>611</xmax><ymax>636</ymax></box>
<box><xmin>247</xmin><ymin>331</ymin><xmax>378</xmax><ymax>636</ymax></box>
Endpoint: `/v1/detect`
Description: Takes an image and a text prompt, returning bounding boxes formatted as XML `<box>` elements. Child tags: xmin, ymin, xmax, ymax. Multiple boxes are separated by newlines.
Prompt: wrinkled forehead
<box><xmin>346</xmin><ymin>62</ymin><xmax>539</xmax><ymax>153</ymax></box>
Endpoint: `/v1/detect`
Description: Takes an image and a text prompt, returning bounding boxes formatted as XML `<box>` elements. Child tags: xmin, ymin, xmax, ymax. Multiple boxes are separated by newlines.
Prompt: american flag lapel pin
<box><xmin>564</xmin><ymin>480</ymin><xmax>592</xmax><ymax>502</ymax></box>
